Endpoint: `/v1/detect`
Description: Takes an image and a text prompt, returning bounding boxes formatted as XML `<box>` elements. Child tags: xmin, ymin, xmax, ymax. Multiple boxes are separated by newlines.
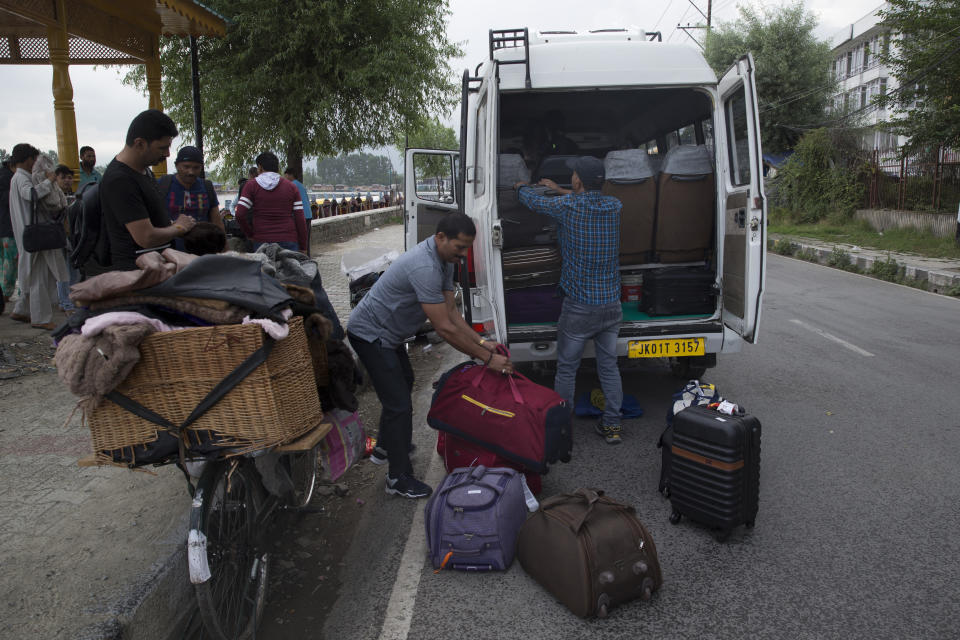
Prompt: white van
<box><xmin>404</xmin><ymin>28</ymin><xmax>766</xmax><ymax>377</ymax></box>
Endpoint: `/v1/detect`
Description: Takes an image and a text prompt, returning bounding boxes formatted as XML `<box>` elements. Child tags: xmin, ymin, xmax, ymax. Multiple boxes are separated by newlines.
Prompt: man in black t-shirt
<box><xmin>99</xmin><ymin>109</ymin><xmax>196</xmax><ymax>271</ymax></box>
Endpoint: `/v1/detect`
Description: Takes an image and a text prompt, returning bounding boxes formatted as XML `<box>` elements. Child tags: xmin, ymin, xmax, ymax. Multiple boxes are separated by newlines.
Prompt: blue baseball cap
<box><xmin>565</xmin><ymin>156</ymin><xmax>604</xmax><ymax>190</ymax></box>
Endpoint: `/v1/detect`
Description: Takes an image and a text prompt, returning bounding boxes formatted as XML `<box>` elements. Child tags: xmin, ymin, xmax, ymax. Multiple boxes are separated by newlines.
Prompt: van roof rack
<box><xmin>489</xmin><ymin>28</ymin><xmax>532</xmax><ymax>89</ymax></box>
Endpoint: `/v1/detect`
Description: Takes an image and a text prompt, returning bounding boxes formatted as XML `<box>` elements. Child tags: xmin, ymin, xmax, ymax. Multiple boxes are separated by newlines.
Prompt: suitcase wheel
<box><xmin>714</xmin><ymin>528</ymin><xmax>731</xmax><ymax>543</ymax></box>
<box><xmin>662</xmin><ymin>487</ymin><xmax>671</xmax><ymax>498</ymax></box>
<box><xmin>640</xmin><ymin>577</ymin><xmax>654</xmax><ymax>601</ymax></box>
<box><xmin>745</xmin><ymin>520</ymin><xmax>755</xmax><ymax>529</ymax></box>
<box><xmin>669</xmin><ymin>511</ymin><xmax>682</xmax><ymax>525</ymax></box>
<box><xmin>596</xmin><ymin>594</ymin><xmax>610</xmax><ymax>618</ymax></box>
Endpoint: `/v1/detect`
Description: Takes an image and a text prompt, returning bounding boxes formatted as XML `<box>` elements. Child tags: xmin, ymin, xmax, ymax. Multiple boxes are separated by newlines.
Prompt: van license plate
<box><xmin>628</xmin><ymin>337</ymin><xmax>705</xmax><ymax>358</ymax></box>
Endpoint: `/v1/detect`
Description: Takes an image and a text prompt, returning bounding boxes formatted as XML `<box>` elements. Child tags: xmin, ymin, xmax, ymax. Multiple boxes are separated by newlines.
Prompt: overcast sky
<box><xmin>0</xmin><ymin>0</ymin><xmax>883</xmax><ymax>170</ymax></box>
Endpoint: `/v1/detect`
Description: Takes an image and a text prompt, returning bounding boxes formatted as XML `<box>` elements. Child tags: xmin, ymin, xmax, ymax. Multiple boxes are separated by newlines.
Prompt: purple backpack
<box><xmin>424</xmin><ymin>465</ymin><xmax>529</xmax><ymax>571</ymax></box>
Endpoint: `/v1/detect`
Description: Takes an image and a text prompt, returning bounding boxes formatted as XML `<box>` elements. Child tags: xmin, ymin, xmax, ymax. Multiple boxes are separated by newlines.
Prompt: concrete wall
<box><xmin>311</xmin><ymin>206</ymin><xmax>403</xmax><ymax>245</ymax></box>
<box><xmin>855</xmin><ymin>209</ymin><xmax>956</xmax><ymax>238</ymax></box>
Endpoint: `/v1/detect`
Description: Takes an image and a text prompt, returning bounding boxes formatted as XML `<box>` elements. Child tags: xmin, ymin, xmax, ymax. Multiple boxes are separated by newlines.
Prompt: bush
<box><xmin>826</xmin><ymin>246</ymin><xmax>851</xmax><ymax>269</ymax></box>
<box><xmin>772</xmin><ymin>128</ymin><xmax>866</xmax><ymax>223</ymax></box>
<box><xmin>770</xmin><ymin>238</ymin><xmax>797</xmax><ymax>255</ymax></box>
<box><xmin>796</xmin><ymin>248</ymin><xmax>820</xmax><ymax>262</ymax></box>
<box><xmin>869</xmin><ymin>256</ymin><xmax>904</xmax><ymax>282</ymax></box>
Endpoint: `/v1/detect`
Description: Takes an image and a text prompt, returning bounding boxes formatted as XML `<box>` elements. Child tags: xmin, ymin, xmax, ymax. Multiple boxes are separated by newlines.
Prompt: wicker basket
<box><xmin>88</xmin><ymin>316</ymin><xmax>321</xmax><ymax>464</ymax></box>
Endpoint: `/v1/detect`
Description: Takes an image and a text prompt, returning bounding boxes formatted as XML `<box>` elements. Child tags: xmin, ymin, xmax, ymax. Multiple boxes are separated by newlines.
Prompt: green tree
<box><xmin>124</xmin><ymin>0</ymin><xmax>461</xmax><ymax>179</ymax></box>
<box><xmin>315</xmin><ymin>152</ymin><xmax>395</xmax><ymax>185</ymax></box>
<box><xmin>46</xmin><ymin>149</ymin><xmax>58</xmax><ymax>164</ymax></box>
<box><xmin>395</xmin><ymin>117</ymin><xmax>458</xmax><ymax>198</ymax></box>
<box><xmin>772</xmin><ymin>128</ymin><xmax>865</xmax><ymax>223</ymax></box>
<box><xmin>877</xmin><ymin>0</ymin><xmax>960</xmax><ymax>153</ymax></box>
<box><xmin>704</xmin><ymin>1</ymin><xmax>836</xmax><ymax>152</ymax></box>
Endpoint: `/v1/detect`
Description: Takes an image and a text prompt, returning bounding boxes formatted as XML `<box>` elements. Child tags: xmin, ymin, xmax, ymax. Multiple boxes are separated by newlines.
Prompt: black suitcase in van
<box><xmin>498</xmin><ymin>188</ymin><xmax>560</xmax><ymax>249</ymax></box>
<box><xmin>662</xmin><ymin>404</ymin><xmax>760</xmax><ymax>541</ymax></box>
<box><xmin>502</xmin><ymin>246</ymin><xmax>561</xmax><ymax>290</ymax></box>
<box><xmin>640</xmin><ymin>268</ymin><xmax>716</xmax><ymax>316</ymax></box>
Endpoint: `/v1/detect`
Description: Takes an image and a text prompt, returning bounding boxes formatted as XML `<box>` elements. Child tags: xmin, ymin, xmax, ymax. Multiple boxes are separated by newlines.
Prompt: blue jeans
<box><xmin>347</xmin><ymin>333</ymin><xmax>415</xmax><ymax>477</ymax></box>
<box><xmin>57</xmin><ymin>248</ymin><xmax>80</xmax><ymax>311</ymax></box>
<box><xmin>554</xmin><ymin>299</ymin><xmax>623</xmax><ymax>426</ymax></box>
<box><xmin>253</xmin><ymin>240</ymin><xmax>299</xmax><ymax>252</ymax></box>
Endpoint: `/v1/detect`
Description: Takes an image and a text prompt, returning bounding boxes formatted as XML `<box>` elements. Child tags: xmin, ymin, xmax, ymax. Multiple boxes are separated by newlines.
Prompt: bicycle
<box><xmin>187</xmin><ymin>422</ymin><xmax>329</xmax><ymax>640</ymax></box>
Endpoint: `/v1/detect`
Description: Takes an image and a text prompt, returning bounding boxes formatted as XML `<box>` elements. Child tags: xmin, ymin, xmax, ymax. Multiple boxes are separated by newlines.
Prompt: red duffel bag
<box><xmin>427</xmin><ymin>354</ymin><xmax>572</xmax><ymax>474</ymax></box>
<box><xmin>436</xmin><ymin>431</ymin><xmax>543</xmax><ymax>495</ymax></box>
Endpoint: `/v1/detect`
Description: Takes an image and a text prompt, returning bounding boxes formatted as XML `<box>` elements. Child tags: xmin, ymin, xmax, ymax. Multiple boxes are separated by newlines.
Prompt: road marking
<box><xmin>377</xmin><ymin>448</ymin><xmax>445</xmax><ymax>640</ymax></box>
<box><xmin>789</xmin><ymin>319</ymin><xmax>875</xmax><ymax>357</ymax></box>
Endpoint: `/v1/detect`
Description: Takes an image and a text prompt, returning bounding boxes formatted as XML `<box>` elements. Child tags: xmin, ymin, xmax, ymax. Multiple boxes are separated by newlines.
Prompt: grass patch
<box><xmin>768</xmin><ymin>216</ymin><xmax>960</xmax><ymax>259</ymax></box>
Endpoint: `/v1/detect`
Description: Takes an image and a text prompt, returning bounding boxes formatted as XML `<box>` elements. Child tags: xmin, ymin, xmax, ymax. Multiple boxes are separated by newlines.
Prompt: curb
<box><xmin>772</xmin><ymin>238</ymin><xmax>960</xmax><ymax>294</ymax></box>
<box><xmin>76</xmin><ymin>514</ymin><xmax>193</xmax><ymax>640</ymax></box>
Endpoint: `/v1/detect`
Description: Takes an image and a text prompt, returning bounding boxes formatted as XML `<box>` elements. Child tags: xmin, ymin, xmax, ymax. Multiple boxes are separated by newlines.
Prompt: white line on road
<box><xmin>377</xmin><ymin>450</ymin><xmax>446</xmax><ymax>640</ymax></box>
<box><xmin>789</xmin><ymin>319</ymin><xmax>875</xmax><ymax>357</ymax></box>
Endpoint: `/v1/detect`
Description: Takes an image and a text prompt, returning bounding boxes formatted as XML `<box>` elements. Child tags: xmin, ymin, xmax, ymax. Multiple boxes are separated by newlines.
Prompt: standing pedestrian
<box><xmin>48</xmin><ymin>165</ymin><xmax>78</xmax><ymax>314</ymax></box>
<box><xmin>514</xmin><ymin>156</ymin><xmax>624</xmax><ymax>444</ymax></box>
<box><xmin>99</xmin><ymin>109</ymin><xmax>196</xmax><ymax>272</ymax></box>
<box><xmin>347</xmin><ymin>212</ymin><xmax>512</xmax><ymax>498</ymax></box>
<box><xmin>7</xmin><ymin>143</ymin><xmax>69</xmax><ymax>329</ymax></box>
<box><xmin>77</xmin><ymin>146</ymin><xmax>101</xmax><ymax>190</ymax></box>
<box><xmin>158</xmin><ymin>146</ymin><xmax>222</xmax><ymax>253</ymax></box>
<box><xmin>284</xmin><ymin>166</ymin><xmax>313</xmax><ymax>255</ymax></box>
<box><xmin>235</xmin><ymin>152</ymin><xmax>306</xmax><ymax>252</ymax></box>
<box><xmin>0</xmin><ymin>155</ymin><xmax>17</xmax><ymax>305</ymax></box>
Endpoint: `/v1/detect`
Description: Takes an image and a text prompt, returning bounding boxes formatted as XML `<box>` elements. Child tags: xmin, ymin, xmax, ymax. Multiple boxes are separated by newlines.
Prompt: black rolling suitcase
<box><xmin>498</xmin><ymin>187</ymin><xmax>560</xmax><ymax>249</ymax></box>
<box><xmin>502</xmin><ymin>246</ymin><xmax>561</xmax><ymax>289</ymax></box>
<box><xmin>663</xmin><ymin>404</ymin><xmax>760</xmax><ymax>541</ymax></box>
<box><xmin>640</xmin><ymin>268</ymin><xmax>716</xmax><ymax>316</ymax></box>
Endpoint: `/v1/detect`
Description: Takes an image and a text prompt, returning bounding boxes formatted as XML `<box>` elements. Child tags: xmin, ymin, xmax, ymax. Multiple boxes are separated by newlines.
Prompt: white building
<box><xmin>829</xmin><ymin>2</ymin><xmax>906</xmax><ymax>153</ymax></box>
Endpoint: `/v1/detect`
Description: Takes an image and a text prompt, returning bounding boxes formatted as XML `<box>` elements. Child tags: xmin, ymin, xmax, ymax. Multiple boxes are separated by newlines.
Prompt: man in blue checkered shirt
<box><xmin>514</xmin><ymin>156</ymin><xmax>625</xmax><ymax>444</ymax></box>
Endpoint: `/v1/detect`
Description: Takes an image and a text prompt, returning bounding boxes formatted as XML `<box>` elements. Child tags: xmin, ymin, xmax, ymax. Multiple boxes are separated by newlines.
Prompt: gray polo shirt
<box><xmin>347</xmin><ymin>236</ymin><xmax>455</xmax><ymax>348</ymax></box>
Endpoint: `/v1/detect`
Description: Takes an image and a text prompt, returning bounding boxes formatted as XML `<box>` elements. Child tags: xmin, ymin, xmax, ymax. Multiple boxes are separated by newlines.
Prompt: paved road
<box><xmin>266</xmin><ymin>252</ymin><xmax>960</xmax><ymax>640</ymax></box>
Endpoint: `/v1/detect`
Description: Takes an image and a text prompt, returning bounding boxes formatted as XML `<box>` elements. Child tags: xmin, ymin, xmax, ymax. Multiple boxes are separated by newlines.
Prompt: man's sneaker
<box><xmin>595</xmin><ymin>423</ymin><xmax>623</xmax><ymax>445</ymax></box>
<box><xmin>369</xmin><ymin>442</ymin><xmax>417</xmax><ymax>465</ymax></box>
<box><xmin>385</xmin><ymin>473</ymin><xmax>433</xmax><ymax>499</ymax></box>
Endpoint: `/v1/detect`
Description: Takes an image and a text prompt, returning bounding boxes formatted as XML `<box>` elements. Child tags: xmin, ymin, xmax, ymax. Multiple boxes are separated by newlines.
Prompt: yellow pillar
<box><xmin>47</xmin><ymin>0</ymin><xmax>79</xmax><ymax>178</ymax></box>
<box><xmin>145</xmin><ymin>37</ymin><xmax>167</xmax><ymax>176</ymax></box>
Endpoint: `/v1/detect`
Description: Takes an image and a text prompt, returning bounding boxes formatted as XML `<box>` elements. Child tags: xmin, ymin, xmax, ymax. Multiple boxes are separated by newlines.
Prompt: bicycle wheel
<box><xmin>191</xmin><ymin>461</ymin><xmax>269</xmax><ymax>640</ymax></box>
<box><xmin>283</xmin><ymin>445</ymin><xmax>319</xmax><ymax>508</ymax></box>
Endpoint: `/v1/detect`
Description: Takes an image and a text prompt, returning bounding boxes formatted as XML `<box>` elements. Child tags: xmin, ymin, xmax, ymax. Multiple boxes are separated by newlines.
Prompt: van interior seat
<box><xmin>601</xmin><ymin>149</ymin><xmax>657</xmax><ymax>265</ymax></box>
<box><xmin>498</xmin><ymin>153</ymin><xmax>530</xmax><ymax>189</ymax></box>
<box><xmin>654</xmin><ymin>144</ymin><xmax>715</xmax><ymax>263</ymax></box>
<box><xmin>534</xmin><ymin>154</ymin><xmax>579</xmax><ymax>185</ymax></box>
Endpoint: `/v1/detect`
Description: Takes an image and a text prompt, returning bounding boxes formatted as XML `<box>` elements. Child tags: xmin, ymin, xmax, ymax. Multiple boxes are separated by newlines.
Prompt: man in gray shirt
<box><xmin>348</xmin><ymin>212</ymin><xmax>513</xmax><ymax>498</ymax></box>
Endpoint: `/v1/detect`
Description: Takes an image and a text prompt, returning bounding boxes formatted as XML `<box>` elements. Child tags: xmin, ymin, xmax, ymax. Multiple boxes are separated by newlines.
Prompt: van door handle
<box><xmin>735</xmin><ymin>209</ymin><xmax>746</xmax><ymax>228</ymax></box>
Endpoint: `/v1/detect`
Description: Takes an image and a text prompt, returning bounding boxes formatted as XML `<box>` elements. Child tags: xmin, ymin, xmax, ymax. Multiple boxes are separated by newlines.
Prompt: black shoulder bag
<box><xmin>22</xmin><ymin>185</ymin><xmax>67</xmax><ymax>252</ymax></box>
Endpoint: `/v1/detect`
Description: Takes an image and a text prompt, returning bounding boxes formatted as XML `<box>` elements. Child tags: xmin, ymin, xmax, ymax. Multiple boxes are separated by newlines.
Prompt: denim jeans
<box><xmin>347</xmin><ymin>333</ymin><xmax>415</xmax><ymax>477</ymax></box>
<box><xmin>56</xmin><ymin>248</ymin><xmax>80</xmax><ymax>311</ymax></box>
<box><xmin>554</xmin><ymin>299</ymin><xmax>623</xmax><ymax>426</ymax></box>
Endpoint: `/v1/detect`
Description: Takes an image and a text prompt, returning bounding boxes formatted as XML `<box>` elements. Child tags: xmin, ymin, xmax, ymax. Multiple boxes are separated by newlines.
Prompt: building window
<box><xmin>846</xmin><ymin>51</ymin><xmax>854</xmax><ymax>77</ymax></box>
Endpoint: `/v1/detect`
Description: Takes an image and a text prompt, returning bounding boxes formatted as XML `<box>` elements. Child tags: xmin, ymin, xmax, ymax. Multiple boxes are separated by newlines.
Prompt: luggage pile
<box><xmin>53</xmin><ymin>247</ymin><xmax>356</xmax><ymax>468</ymax></box>
<box><xmin>422</xmin><ymin>371</ymin><xmax>761</xmax><ymax>616</ymax></box>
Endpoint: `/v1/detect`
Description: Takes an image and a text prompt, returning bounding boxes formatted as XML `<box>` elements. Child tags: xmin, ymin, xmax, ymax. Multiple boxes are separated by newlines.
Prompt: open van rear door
<box><xmin>719</xmin><ymin>54</ymin><xmax>766</xmax><ymax>343</ymax></box>
<box><xmin>404</xmin><ymin>149</ymin><xmax>459</xmax><ymax>250</ymax></box>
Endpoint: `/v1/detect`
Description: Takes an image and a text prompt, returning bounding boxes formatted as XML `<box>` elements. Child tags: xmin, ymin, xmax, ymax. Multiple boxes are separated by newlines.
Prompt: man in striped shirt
<box><xmin>235</xmin><ymin>152</ymin><xmax>307</xmax><ymax>252</ymax></box>
<box><xmin>514</xmin><ymin>156</ymin><xmax>625</xmax><ymax>443</ymax></box>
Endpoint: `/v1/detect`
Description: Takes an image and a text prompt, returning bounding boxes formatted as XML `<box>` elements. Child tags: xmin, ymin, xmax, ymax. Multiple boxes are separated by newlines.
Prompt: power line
<box><xmin>653</xmin><ymin>0</ymin><xmax>676</xmax><ymax>33</ymax></box>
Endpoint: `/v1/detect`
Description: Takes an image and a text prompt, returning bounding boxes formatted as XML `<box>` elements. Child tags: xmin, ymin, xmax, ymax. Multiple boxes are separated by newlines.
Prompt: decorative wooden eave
<box><xmin>0</xmin><ymin>0</ymin><xmax>228</xmax><ymax>65</ymax></box>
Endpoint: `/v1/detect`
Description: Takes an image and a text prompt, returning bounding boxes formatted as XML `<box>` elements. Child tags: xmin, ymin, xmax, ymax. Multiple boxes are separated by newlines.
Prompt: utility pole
<box><xmin>676</xmin><ymin>0</ymin><xmax>712</xmax><ymax>50</ymax></box>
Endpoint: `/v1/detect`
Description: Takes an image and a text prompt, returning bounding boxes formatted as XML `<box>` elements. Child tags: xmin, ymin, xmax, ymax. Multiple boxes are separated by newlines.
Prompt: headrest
<box><xmin>604</xmin><ymin>149</ymin><xmax>655</xmax><ymax>184</ymax></box>
<box><xmin>537</xmin><ymin>155</ymin><xmax>578</xmax><ymax>179</ymax></box>
<box><xmin>498</xmin><ymin>154</ymin><xmax>530</xmax><ymax>187</ymax></box>
<box><xmin>661</xmin><ymin>144</ymin><xmax>714</xmax><ymax>176</ymax></box>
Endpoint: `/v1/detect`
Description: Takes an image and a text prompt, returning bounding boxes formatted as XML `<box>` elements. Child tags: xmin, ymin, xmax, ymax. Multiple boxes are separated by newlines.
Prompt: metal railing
<box><xmin>866</xmin><ymin>146</ymin><xmax>960</xmax><ymax>213</ymax></box>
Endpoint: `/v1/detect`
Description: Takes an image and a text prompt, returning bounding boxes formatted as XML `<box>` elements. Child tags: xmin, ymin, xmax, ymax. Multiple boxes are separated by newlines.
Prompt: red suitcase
<box><xmin>436</xmin><ymin>432</ymin><xmax>542</xmax><ymax>495</ymax></box>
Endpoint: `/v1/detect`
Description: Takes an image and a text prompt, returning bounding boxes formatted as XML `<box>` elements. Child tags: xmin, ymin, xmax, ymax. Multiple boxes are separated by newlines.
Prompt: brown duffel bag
<box><xmin>517</xmin><ymin>488</ymin><xmax>663</xmax><ymax>617</ymax></box>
